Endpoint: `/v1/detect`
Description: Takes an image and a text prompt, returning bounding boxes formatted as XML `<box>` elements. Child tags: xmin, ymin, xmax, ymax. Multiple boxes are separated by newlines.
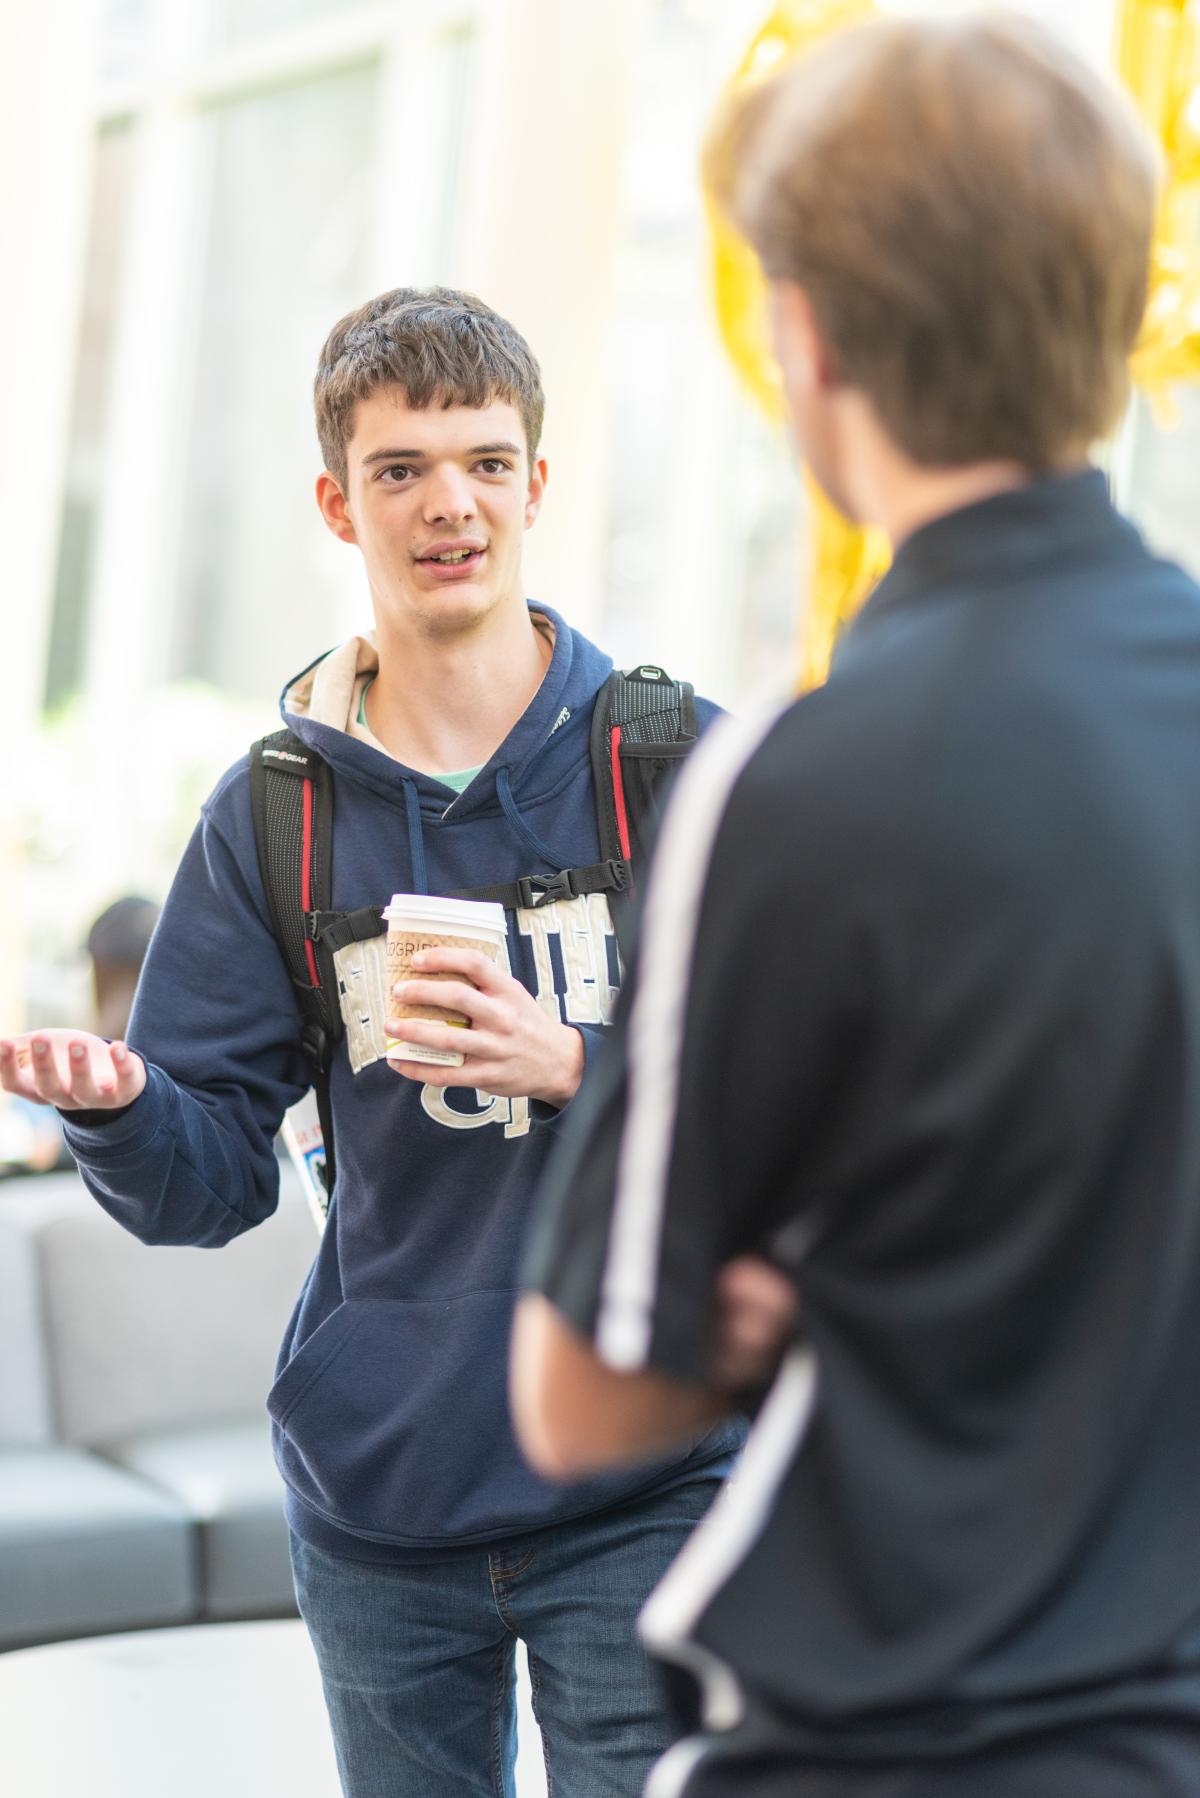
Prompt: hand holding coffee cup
<box><xmin>385</xmin><ymin>909</ymin><xmax>586</xmax><ymax>1106</ymax></box>
<box><xmin>383</xmin><ymin>895</ymin><xmax>508</xmax><ymax>1068</ymax></box>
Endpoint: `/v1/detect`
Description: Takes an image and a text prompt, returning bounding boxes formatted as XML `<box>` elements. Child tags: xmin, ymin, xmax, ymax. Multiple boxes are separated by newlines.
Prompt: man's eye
<box><xmin>380</xmin><ymin>464</ymin><xmax>415</xmax><ymax>483</ymax></box>
<box><xmin>476</xmin><ymin>458</ymin><xmax>509</xmax><ymax>475</ymax></box>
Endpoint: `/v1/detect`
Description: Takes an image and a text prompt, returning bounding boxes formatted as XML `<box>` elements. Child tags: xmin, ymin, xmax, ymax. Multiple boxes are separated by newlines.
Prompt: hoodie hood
<box><xmin>279</xmin><ymin>603</ymin><xmax>612</xmax><ymax>823</ymax></box>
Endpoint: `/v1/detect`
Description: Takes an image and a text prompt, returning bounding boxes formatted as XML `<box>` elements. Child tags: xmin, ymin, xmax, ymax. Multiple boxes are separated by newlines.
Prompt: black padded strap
<box><xmin>607</xmin><ymin>663</ymin><xmax>696</xmax><ymax>742</ymax></box>
<box><xmin>313</xmin><ymin>906</ymin><xmax>386</xmax><ymax>954</ymax></box>
<box><xmin>311</xmin><ymin>859</ymin><xmax>634</xmax><ymax>935</ymax></box>
<box><xmin>456</xmin><ymin>859</ymin><xmax>633</xmax><ymax>911</ymax></box>
<box><xmin>590</xmin><ymin>666</ymin><xmax>696</xmax><ymax>868</ymax></box>
<box><xmin>250</xmin><ymin>729</ymin><xmax>340</xmax><ymax>1195</ymax></box>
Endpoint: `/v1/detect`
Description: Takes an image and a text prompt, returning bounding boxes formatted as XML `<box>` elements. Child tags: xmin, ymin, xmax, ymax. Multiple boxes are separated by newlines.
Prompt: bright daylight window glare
<box><xmin>5</xmin><ymin>0</ymin><xmax>1197</xmax><ymax>1019</ymax></box>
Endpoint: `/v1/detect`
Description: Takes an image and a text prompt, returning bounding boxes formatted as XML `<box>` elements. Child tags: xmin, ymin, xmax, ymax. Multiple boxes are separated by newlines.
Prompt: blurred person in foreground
<box><xmin>509</xmin><ymin>15</ymin><xmax>1200</xmax><ymax>1796</ymax></box>
<box><xmin>0</xmin><ymin>288</ymin><xmax>742</xmax><ymax>1797</ymax></box>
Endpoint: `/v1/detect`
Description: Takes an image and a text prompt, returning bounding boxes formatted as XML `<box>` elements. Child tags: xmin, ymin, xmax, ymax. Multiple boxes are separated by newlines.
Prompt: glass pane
<box><xmin>732</xmin><ymin>421</ymin><xmax>806</xmax><ymax>698</ymax></box>
<box><xmin>206</xmin><ymin>0</ymin><xmax>360</xmax><ymax>51</ymax></box>
<box><xmin>1124</xmin><ymin>187</ymin><xmax>1200</xmax><ymax>580</ymax></box>
<box><xmin>97</xmin><ymin>0</ymin><xmax>152</xmax><ymax>83</ymax></box>
<box><xmin>601</xmin><ymin>0</ymin><xmax>800</xmax><ymax>699</ymax></box>
<box><xmin>44</xmin><ymin>123</ymin><xmax>135</xmax><ymax>712</ymax></box>
<box><xmin>1125</xmin><ymin>388</ymin><xmax>1200</xmax><ymax>582</ymax></box>
<box><xmin>171</xmin><ymin>63</ymin><xmax>379</xmax><ymax>700</ymax></box>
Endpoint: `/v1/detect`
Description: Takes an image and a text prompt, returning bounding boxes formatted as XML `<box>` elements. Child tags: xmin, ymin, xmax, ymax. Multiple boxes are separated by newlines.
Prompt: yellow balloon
<box><xmin>1118</xmin><ymin>0</ymin><xmax>1200</xmax><ymax>416</ymax></box>
<box><xmin>706</xmin><ymin>4</ymin><xmax>875</xmax><ymax>417</ymax></box>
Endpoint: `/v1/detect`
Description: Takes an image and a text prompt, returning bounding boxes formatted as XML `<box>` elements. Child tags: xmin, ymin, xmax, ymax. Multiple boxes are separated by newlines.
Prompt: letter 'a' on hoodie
<box><xmin>62</xmin><ymin>605</ymin><xmax>742</xmax><ymax>1560</ymax></box>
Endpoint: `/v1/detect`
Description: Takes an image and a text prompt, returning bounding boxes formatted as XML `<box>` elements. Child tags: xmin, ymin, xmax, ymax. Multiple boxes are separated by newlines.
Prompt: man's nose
<box><xmin>424</xmin><ymin>465</ymin><xmax>476</xmax><ymax>524</ymax></box>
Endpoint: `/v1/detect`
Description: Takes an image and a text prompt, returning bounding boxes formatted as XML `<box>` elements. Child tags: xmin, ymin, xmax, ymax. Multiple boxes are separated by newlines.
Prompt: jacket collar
<box><xmin>858</xmin><ymin>467</ymin><xmax>1132</xmax><ymax>624</ymax></box>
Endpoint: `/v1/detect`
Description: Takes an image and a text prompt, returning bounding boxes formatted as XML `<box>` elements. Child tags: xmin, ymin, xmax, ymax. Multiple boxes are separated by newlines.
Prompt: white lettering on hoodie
<box><xmin>334</xmin><ymin>894</ymin><xmax>618</xmax><ymax>1139</ymax></box>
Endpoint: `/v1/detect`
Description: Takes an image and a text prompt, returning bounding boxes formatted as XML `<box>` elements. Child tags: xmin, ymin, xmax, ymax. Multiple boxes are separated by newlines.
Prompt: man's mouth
<box><xmin>417</xmin><ymin>542</ymin><xmax>487</xmax><ymax>573</ymax></box>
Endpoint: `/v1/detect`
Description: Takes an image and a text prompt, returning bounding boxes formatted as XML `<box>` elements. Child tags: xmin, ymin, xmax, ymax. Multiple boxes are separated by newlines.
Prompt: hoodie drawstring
<box><xmin>402</xmin><ymin>765</ymin><xmax>573</xmax><ymax>897</ymax></box>
<box><xmin>401</xmin><ymin>777</ymin><xmax>429</xmax><ymax>894</ymax></box>
<box><xmin>496</xmin><ymin>766</ymin><xmax>572</xmax><ymax>872</ymax></box>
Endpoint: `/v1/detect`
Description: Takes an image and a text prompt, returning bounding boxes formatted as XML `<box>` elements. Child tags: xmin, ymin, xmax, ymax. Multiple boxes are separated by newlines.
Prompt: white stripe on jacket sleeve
<box><xmin>595</xmin><ymin>701</ymin><xmax>787</xmax><ymax>1370</ymax></box>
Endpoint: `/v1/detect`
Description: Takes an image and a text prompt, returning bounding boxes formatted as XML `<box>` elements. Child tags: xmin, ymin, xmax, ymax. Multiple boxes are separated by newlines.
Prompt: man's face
<box><xmin>318</xmin><ymin>388</ymin><xmax>547</xmax><ymax>641</ymax></box>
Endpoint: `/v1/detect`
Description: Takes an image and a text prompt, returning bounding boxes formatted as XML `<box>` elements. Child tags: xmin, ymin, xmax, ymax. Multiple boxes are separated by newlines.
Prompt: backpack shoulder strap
<box><xmin>249</xmin><ymin>728</ymin><xmax>340</xmax><ymax>1199</ymax></box>
<box><xmin>589</xmin><ymin>664</ymin><xmax>697</xmax><ymax>953</ymax></box>
<box><xmin>452</xmin><ymin>666</ymin><xmax>697</xmax><ymax>918</ymax></box>
<box><xmin>591</xmin><ymin>663</ymin><xmax>696</xmax><ymax>863</ymax></box>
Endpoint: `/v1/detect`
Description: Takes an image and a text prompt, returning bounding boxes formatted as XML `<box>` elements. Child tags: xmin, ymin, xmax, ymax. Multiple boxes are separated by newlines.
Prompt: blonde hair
<box><xmin>705</xmin><ymin>13</ymin><xmax>1159</xmax><ymax>468</ymax></box>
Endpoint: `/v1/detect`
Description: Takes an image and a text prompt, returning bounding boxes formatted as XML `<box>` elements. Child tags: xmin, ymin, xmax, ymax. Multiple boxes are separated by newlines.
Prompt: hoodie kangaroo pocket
<box><xmin>268</xmin><ymin>1290</ymin><xmax>587</xmax><ymax>1543</ymax></box>
<box><xmin>268</xmin><ymin>1302</ymin><xmax>361</xmax><ymax>1428</ymax></box>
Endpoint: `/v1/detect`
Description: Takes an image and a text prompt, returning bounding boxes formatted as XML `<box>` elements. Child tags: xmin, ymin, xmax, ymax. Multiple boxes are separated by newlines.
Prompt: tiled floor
<box><xmin>0</xmin><ymin>1619</ymin><xmax>548</xmax><ymax>1796</ymax></box>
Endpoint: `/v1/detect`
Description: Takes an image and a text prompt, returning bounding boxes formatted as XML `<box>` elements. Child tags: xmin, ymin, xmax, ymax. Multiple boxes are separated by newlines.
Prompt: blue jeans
<box><xmin>290</xmin><ymin>1473</ymin><xmax>721</xmax><ymax>1798</ymax></box>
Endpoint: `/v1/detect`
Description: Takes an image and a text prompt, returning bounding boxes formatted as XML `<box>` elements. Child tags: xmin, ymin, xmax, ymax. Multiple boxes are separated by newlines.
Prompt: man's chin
<box><xmin>401</xmin><ymin>585</ymin><xmax>505</xmax><ymax>639</ymax></box>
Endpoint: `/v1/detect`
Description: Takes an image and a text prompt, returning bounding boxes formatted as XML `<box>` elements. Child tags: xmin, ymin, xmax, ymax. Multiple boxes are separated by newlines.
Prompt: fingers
<box><xmin>0</xmin><ymin>1039</ymin><xmax>37</xmax><ymax>1099</ymax></box>
<box><xmin>386</xmin><ymin>1013</ymin><xmax>499</xmax><ymax>1066</ymax></box>
<box><xmin>387</xmin><ymin>1055</ymin><xmax>482</xmax><ymax>1089</ymax></box>
<box><xmin>42</xmin><ymin>1037</ymin><xmax>117</xmax><ymax>1108</ymax></box>
<box><xmin>0</xmin><ymin>1033</ymin><xmax>145</xmax><ymax>1110</ymax></box>
<box><xmin>0</xmin><ymin>1036</ymin><xmax>73</xmax><ymax>1105</ymax></box>
<box><xmin>385</xmin><ymin>1028</ymin><xmax>515</xmax><ymax>1092</ymax></box>
<box><xmin>104</xmin><ymin>1042</ymin><xmax>148</xmax><ymax>1106</ymax></box>
<box><xmin>717</xmin><ymin>1256</ymin><xmax>798</xmax><ymax>1321</ymax></box>
<box><xmin>390</xmin><ymin>978</ymin><xmax>497</xmax><ymax>1028</ymax></box>
<box><xmin>386</xmin><ymin>961</ymin><xmax>573</xmax><ymax>1104</ymax></box>
<box><xmin>710</xmin><ymin>1256</ymin><xmax>800</xmax><ymax>1392</ymax></box>
<box><xmin>408</xmin><ymin>947</ymin><xmax>508</xmax><ymax>991</ymax></box>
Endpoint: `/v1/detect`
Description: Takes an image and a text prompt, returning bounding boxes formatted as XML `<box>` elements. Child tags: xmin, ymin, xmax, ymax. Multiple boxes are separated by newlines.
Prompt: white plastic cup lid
<box><xmin>382</xmin><ymin>894</ymin><xmax>508</xmax><ymax>936</ymax></box>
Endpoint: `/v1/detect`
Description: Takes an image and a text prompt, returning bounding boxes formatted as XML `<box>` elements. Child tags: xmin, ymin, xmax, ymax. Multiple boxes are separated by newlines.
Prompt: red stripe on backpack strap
<box><xmin>610</xmin><ymin>724</ymin><xmax>632</xmax><ymax>862</ymax></box>
<box><xmin>301</xmin><ymin>778</ymin><xmax>321</xmax><ymax>987</ymax></box>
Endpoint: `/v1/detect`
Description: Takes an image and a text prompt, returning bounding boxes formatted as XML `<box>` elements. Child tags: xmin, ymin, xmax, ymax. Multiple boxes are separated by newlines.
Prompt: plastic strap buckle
<box><xmin>516</xmin><ymin>870</ymin><xmax>576</xmax><ymax>909</ymax></box>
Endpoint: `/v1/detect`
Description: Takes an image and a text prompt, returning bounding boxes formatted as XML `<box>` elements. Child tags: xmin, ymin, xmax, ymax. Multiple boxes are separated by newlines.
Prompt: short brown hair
<box><xmin>705</xmin><ymin>14</ymin><xmax>1158</xmax><ymax>469</ymax></box>
<box><xmin>314</xmin><ymin>287</ymin><xmax>545</xmax><ymax>485</ymax></box>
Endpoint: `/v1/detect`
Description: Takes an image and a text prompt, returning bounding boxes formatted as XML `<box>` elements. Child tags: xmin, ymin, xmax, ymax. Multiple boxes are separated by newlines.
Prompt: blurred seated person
<box><xmin>0</xmin><ymin>895</ymin><xmax>159</xmax><ymax>1176</ymax></box>
<box><xmin>85</xmin><ymin>894</ymin><xmax>160</xmax><ymax>1043</ymax></box>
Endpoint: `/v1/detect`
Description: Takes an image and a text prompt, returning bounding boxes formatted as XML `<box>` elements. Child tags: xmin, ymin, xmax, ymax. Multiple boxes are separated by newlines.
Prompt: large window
<box><xmin>18</xmin><ymin>0</ymin><xmax>482</xmax><ymax>1007</ymax></box>
<box><xmin>44</xmin><ymin>122</ymin><xmax>135</xmax><ymax>711</ymax></box>
<box><xmin>171</xmin><ymin>62</ymin><xmax>380</xmax><ymax>697</ymax></box>
<box><xmin>600</xmin><ymin>0</ymin><xmax>799</xmax><ymax>704</ymax></box>
<box><xmin>44</xmin><ymin>0</ymin><xmax>478</xmax><ymax>719</ymax></box>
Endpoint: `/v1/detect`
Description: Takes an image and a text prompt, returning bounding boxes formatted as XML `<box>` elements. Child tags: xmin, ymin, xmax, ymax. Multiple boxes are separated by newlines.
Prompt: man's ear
<box><xmin>316</xmin><ymin>471</ymin><xmax>357</xmax><ymax>545</ymax></box>
<box><xmin>770</xmin><ymin>281</ymin><xmax>837</xmax><ymax>393</ymax></box>
<box><xmin>524</xmin><ymin>456</ymin><xmax>548</xmax><ymax>531</ymax></box>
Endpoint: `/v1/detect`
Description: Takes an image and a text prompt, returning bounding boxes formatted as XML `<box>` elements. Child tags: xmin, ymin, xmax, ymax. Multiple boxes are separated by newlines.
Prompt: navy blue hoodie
<box><xmin>63</xmin><ymin>607</ymin><xmax>741</xmax><ymax>1560</ymax></box>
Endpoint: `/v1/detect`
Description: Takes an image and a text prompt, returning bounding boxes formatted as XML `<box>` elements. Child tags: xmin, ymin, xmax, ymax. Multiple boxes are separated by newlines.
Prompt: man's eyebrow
<box><xmin>361</xmin><ymin>441</ymin><xmax>523</xmax><ymax>466</ymax></box>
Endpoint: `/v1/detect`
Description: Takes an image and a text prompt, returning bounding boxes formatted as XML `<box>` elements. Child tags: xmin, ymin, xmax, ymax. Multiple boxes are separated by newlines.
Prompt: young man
<box><xmin>0</xmin><ymin>288</ymin><xmax>742</xmax><ymax>1796</ymax></box>
<box><xmin>512</xmin><ymin>17</ymin><xmax>1200</xmax><ymax>1797</ymax></box>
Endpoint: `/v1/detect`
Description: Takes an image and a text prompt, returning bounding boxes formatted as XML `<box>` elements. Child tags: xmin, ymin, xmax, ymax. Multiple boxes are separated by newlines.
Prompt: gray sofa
<box><xmin>0</xmin><ymin>1164</ymin><xmax>318</xmax><ymax>1650</ymax></box>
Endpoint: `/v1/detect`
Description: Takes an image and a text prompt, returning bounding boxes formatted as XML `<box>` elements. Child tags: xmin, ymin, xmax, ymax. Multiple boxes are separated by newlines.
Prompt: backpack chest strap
<box><xmin>308</xmin><ymin>855</ymin><xmax>633</xmax><ymax>954</ymax></box>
